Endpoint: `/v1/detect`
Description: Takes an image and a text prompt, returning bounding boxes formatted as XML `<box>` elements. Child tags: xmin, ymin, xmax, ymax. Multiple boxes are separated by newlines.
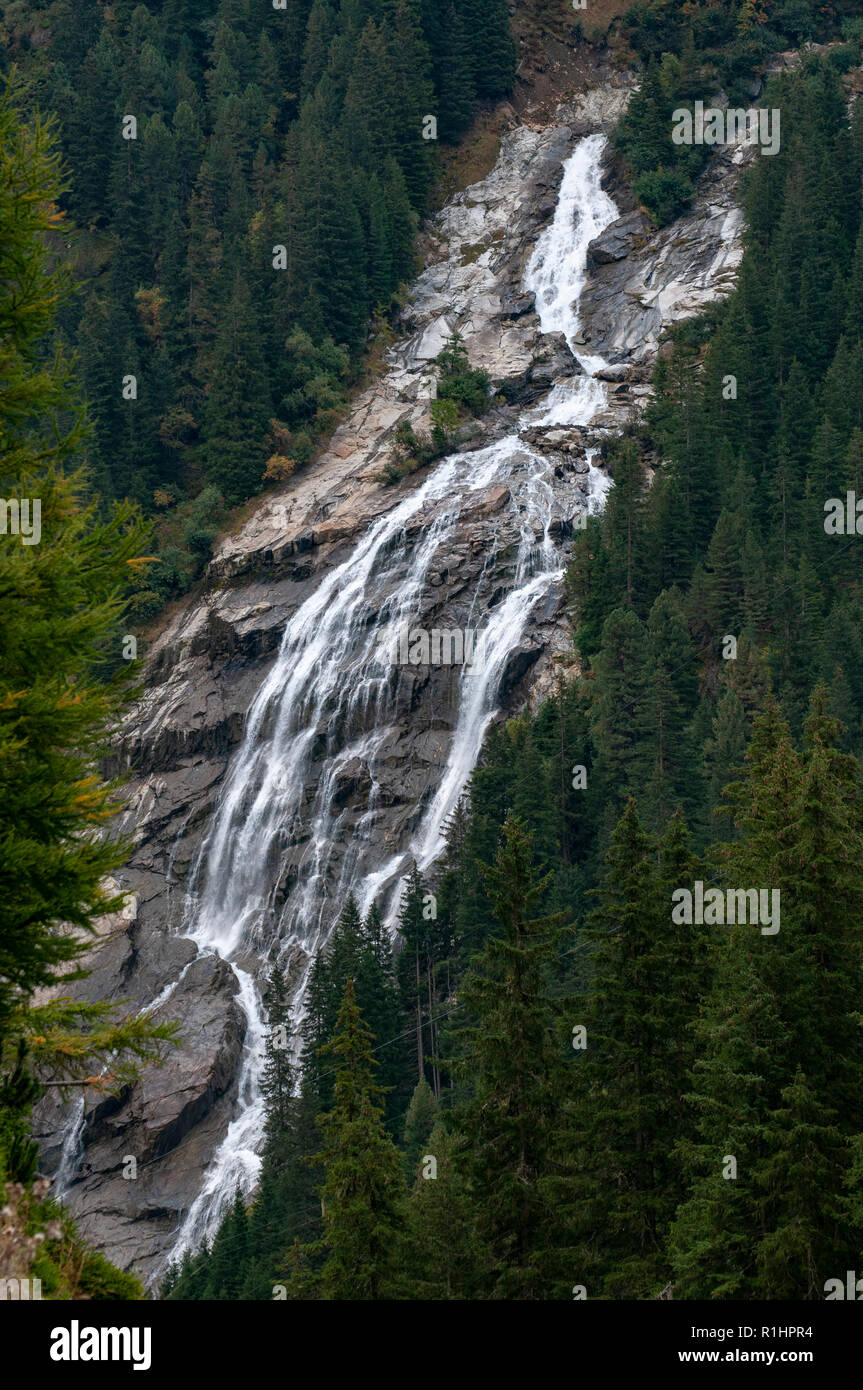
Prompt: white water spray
<box><xmin>166</xmin><ymin>132</ymin><xmax>620</xmax><ymax>1268</ymax></box>
<box><xmin>53</xmin><ymin>1096</ymin><xmax>86</xmax><ymax>1201</ymax></box>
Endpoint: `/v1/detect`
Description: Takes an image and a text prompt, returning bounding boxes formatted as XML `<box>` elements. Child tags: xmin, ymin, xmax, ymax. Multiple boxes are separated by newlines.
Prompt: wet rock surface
<box><xmin>578</xmin><ymin>142</ymin><xmax>754</xmax><ymax>363</ymax></box>
<box><xmin>35</xmin><ymin>77</ymin><xmax>751</xmax><ymax>1282</ymax></box>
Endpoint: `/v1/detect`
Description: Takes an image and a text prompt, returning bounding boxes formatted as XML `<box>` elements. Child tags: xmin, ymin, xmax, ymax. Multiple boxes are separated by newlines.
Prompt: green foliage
<box><xmin>307</xmin><ymin>979</ymin><xmax>406</xmax><ymax>1300</ymax></box>
<box><xmin>302</xmin><ymin>896</ymin><xmax>408</xmax><ymax>1127</ymax></box>
<box><xmin>567</xmin><ymin>805</ymin><xmax>709</xmax><ymax>1298</ymax></box>
<box><xmin>615</xmin><ymin>1</ymin><xmax>851</xmax><ymax>223</ymax></box>
<box><xmin>1</xmin><ymin>0</ymin><xmax>517</xmax><ymax>610</ymax></box>
<box><xmin>450</xmin><ymin>816</ymin><xmax>572</xmax><ymax>1298</ymax></box>
<box><xmin>22</xmin><ymin>1189</ymin><xmax>146</xmax><ymax>1301</ymax></box>
<box><xmin>574</xmin><ymin>60</ymin><xmax>863</xmax><ymax>760</ymax></box>
<box><xmin>0</xmin><ymin>72</ymin><xmax>176</xmax><ymax>1241</ymax></box>
<box><xmin>402</xmin><ymin>1078</ymin><xmax>438</xmax><ymax>1178</ymax></box>
<box><xmin>76</xmin><ymin>1250</ymin><xmax>146</xmax><ymax>1301</ymax></box>
<box><xmin>633</xmin><ymin>166</ymin><xmax>696</xmax><ymax>224</ymax></box>
<box><xmin>382</xmin><ymin>419</ymin><xmax>441</xmax><ymax>483</ymax></box>
<box><xmin>402</xmin><ymin>1121</ymin><xmax>484</xmax><ymax>1299</ymax></box>
<box><xmin>106</xmin><ymin>20</ymin><xmax>863</xmax><ymax>1310</ymax></box>
<box><xmin>435</xmin><ymin>331</ymin><xmax>491</xmax><ymax>414</ymax></box>
<box><xmin>382</xmin><ymin>335</ymin><xmax>493</xmax><ymax>483</ymax></box>
<box><xmin>614</xmin><ymin>57</ymin><xmax>708</xmax><ymax>225</ymax></box>
<box><xmin>670</xmin><ymin>694</ymin><xmax>862</xmax><ymax>1297</ymax></box>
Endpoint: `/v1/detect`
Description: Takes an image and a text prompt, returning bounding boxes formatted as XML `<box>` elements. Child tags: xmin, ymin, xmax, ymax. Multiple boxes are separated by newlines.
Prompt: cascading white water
<box><xmin>526</xmin><ymin>132</ymin><xmax>619</xmax><ymax>363</ymax></box>
<box><xmin>166</xmin><ymin>131</ymin><xmax>620</xmax><ymax>1268</ymax></box>
<box><xmin>53</xmin><ymin>1096</ymin><xmax>86</xmax><ymax>1201</ymax></box>
<box><xmin>409</xmin><ymin>132</ymin><xmax>619</xmax><ymax>869</ymax></box>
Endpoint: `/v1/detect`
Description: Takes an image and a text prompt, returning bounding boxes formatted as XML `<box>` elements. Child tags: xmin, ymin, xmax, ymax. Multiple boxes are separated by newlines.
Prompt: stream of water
<box><xmin>165</xmin><ymin>130</ymin><xmax>620</xmax><ymax>1267</ymax></box>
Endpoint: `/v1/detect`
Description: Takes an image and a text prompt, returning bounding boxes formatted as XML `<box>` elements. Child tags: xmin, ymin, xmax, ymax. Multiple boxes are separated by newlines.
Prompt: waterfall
<box><xmin>53</xmin><ymin>1095</ymin><xmax>86</xmax><ymax>1201</ymax></box>
<box><xmin>166</xmin><ymin>131</ymin><xmax>620</xmax><ymax>1267</ymax></box>
<box><xmin>526</xmin><ymin>132</ymin><xmax>618</xmax><ymax>362</ymax></box>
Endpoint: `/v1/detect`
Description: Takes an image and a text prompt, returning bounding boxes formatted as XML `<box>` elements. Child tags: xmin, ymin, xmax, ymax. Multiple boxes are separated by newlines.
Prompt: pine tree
<box><xmin>403</xmin><ymin>1120</ymin><xmax>485</xmax><ymax>1298</ymax></box>
<box><xmin>604</xmin><ymin>438</ymin><xmax>646</xmax><ymax>603</ymax></box>
<box><xmin>567</xmin><ymin>802</ymin><xmax>706</xmax><ymax>1298</ymax></box>
<box><xmin>703</xmin><ymin>508</ymin><xmax>745</xmax><ymax>637</ymax></box>
<box><xmin>639</xmin><ymin>588</ymin><xmax>697</xmax><ymax>827</ymax></box>
<box><xmin>589</xmin><ymin>606</ymin><xmax>650</xmax><ymax>821</ymax></box>
<box><xmin>674</xmin><ymin>692</ymin><xmax>863</xmax><ymax>1297</ymax></box>
<box><xmin>459</xmin><ymin>0</ymin><xmax>515</xmax><ymax>100</ymax></box>
<box><xmin>357</xmin><ymin>901</ymin><xmax>411</xmax><ymax>1125</ymax></box>
<box><xmin>0</xmin><ymin>78</ymin><xmax>175</xmax><ymax>1179</ymax></box>
<box><xmin>202</xmin><ymin>271</ymin><xmax>272</xmax><ymax>501</ymax></box>
<box><xmin>670</xmin><ymin>936</ymin><xmax>791</xmax><ymax>1299</ymax></box>
<box><xmin>765</xmin><ymin>690</ymin><xmax>863</xmax><ymax>1118</ymax></box>
<box><xmin>452</xmin><ymin>816</ymin><xmax>570</xmax><ymax>1299</ymax></box>
<box><xmin>260</xmin><ymin>964</ymin><xmax>295</xmax><ymax>1144</ymax></box>
<box><xmin>435</xmin><ymin>3</ymin><xmax>475</xmax><ymax>144</ymax></box>
<box><xmin>755</xmin><ymin>1068</ymin><xmax>847</xmax><ymax>1299</ymax></box>
<box><xmin>402</xmin><ymin>1077</ymin><xmax>438</xmax><ymax>1177</ymax></box>
<box><xmin>312</xmin><ymin>979</ymin><xmax>405</xmax><ymax>1299</ymax></box>
<box><xmin>397</xmin><ymin>864</ymin><xmax>431</xmax><ymax>1085</ymax></box>
<box><xmin>204</xmin><ymin>1188</ymin><xmax>250</xmax><ymax>1299</ymax></box>
<box><xmin>702</xmin><ymin>688</ymin><xmax>748</xmax><ymax>836</ymax></box>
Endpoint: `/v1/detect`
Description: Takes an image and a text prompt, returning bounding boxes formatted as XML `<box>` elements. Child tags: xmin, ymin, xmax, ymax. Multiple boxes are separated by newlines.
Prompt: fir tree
<box><xmin>402</xmin><ymin>1076</ymin><xmax>438</xmax><ymax>1178</ymax></box>
<box><xmin>452</xmin><ymin>816</ymin><xmax>570</xmax><ymax>1299</ymax></box>
<box><xmin>403</xmin><ymin>1120</ymin><xmax>485</xmax><ymax>1298</ymax></box>
<box><xmin>567</xmin><ymin>802</ymin><xmax>706</xmax><ymax>1298</ymax></box>
<box><xmin>0</xmin><ymin>78</ymin><xmax>175</xmax><ymax>1177</ymax></box>
<box><xmin>312</xmin><ymin>979</ymin><xmax>405</xmax><ymax>1300</ymax></box>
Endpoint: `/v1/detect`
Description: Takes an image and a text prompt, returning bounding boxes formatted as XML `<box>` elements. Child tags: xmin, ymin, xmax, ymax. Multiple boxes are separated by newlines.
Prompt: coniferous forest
<box><xmin>3</xmin><ymin>0</ymin><xmax>863</xmax><ymax>1330</ymax></box>
<box><xmin>2</xmin><ymin>0</ymin><xmax>516</xmax><ymax>611</ymax></box>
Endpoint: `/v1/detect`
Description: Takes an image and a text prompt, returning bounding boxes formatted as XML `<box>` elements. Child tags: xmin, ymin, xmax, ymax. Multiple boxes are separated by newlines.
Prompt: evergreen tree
<box><xmin>260</xmin><ymin>964</ymin><xmax>296</xmax><ymax>1145</ymax></box>
<box><xmin>202</xmin><ymin>271</ymin><xmax>272</xmax><ymax>500</ymax></box>
<box><xmin>673</xmin><ymin>693</ymin><xmax>863</xmax><ymax>1297</ymax></box>
<box><xmin>567</xmin><ymin>802</ymin><xmax>706</xmax><ymax>1298</ymax></box>
<box><xmin>403</xmin><ymin>1120</ymin><xmax>485</xmax><ymax>1298</ymax></box>
<box><xmin>402</xmin><ymin>1076</ymin><xmax>438</xmax><ymax>1177</ymax></box>
<box><xmin>670</xmin><ymin>934</ymin><xmax>791</xmax><ymax>1299</ymax></box>
<box><xmin>204</xmin><ymin>1188</ymin><xmax>250</xmax><ymax>1300</ymax></box>
<box><xmin>589</xmin><ymin>606</ymin><xmax>650</xmax><ymax>823</ymax></box>
<box><xmin>397</xmin><ymin>864</ymin><xmax>432</xmax><ymax>1086</ymax></box>
<box><xmin>312</xmin><ymin>979</ymin><xmax>405</xmax><ymax>1299</ymax></box>
<box><xmin>0</xmin><ymin>78</ymin><xmax>175</xmax><ymax>1178</ymax></box>
<box><xmin>452</xmin><ymin>816</ymin><xmax>570</xmax><ymax>1298</ymax></box>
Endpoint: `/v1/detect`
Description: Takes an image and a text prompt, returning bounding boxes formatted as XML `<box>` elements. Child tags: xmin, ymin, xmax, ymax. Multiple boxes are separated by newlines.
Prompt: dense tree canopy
<box><xmin>5</xmin><ymin>2</ymin><xmax>863</xmax><ymax>1305</ymax></box>
<box><xmin>165</xmin><ymin>45</ymin><xmax>863</xmax><ymax>1303</ymax></box>
<box><xmin>1</xmin><ymin>0</ymin><xmax>516</xmax><ymax>610</ymax></box>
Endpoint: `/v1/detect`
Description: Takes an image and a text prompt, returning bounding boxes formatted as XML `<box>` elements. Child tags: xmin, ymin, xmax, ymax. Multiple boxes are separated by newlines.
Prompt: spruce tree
<box><xmin>589</xmin><ymin>606</ymin><xmax>650</xmax><ymax>823</ymax></box>
<box><xmin>313</xmin><ymin>979</ymin><xmax>405</xmax><ymax>1300</ymax></box>
<box><xmin>674</xmin><ymin>692</ymin><xmax>863</xmax><ymax>1297</ymax></box>
<box><xmin>403</xmin><ymin>1120</ymin><xmax>485</xmax><ymax>1298</ymax></box>
<box><xmin>451</xmin><ymin>815</ymin><xmax>569</xmax><ymax>1299</ymax></box>
<box><xmin>567</xmin><ymin>802</ymin><xmax>706</xmax><ymax>1298</ymax></box>
<box><xmin>397</xmin><ymin>864</ymin><xmax>431</xmax><ymax>1085</ymax></box>
<box><xmin>0</xmin><ymin>78</ymin><xmax>175</xmax><ymax>1178</ymax></box>
<box><xmin>204</xmin><ymin>1188</ymin><xmax>250</xmax><ymax>1300</ymax></box>
<box><xmin>202</xmin><ymin>270</ymin><xmax>272</xmax><ymax>501</ymax></box>
<box><xmin>260</xmin><ymin>964</ymin><xmax>296</xmax><ymax>1146</ymax></box>
<box><xmin>402</xmin><ymin>1077</ymin><xmax>438</xmax><ymax>1178</ymax></box>
<box><xmin>670</xmin><ymin>937</ymin><xmax>791</xmax><ymax>1299</ymax></box>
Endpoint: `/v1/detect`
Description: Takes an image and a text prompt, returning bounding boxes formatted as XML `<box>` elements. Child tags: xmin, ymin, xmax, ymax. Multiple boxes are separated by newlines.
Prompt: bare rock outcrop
<box><xmin>35</xmin><ymin>76</ymin><xmax>751</xmax><ymax>1283</ymax></box>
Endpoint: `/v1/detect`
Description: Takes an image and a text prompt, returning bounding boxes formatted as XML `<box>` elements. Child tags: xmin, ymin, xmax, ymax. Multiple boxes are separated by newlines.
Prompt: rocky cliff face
<box><xmin>33</xmin><ymin>76</ymin><xmax>753</xmax><ymax>1283</ymax></box>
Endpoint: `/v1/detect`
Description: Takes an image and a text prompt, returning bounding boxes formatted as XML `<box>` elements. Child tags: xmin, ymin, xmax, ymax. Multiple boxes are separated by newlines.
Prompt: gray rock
<box><xmin>499</xmin><ymin>290</ymin><xmax>536</xmax><ymax>319</ymax></box>
<box><xmin>35</xmin><ymin>75</ymin><xmax>751</xmax><ymax>1282</ymax></box>
<box><xmin>586</xmin><ymin>210</ymin><xmax>653</xmax><ymax>266</ymax></box>
<box><xmin>579</xmin><ymin>150</ymin><xmax>750</xmax><ymax>363</ymax></box>
<box><xmin>34</xmin><ymin>954</ymin><xmax>246</xmax><ymax>1284</ymax></box>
